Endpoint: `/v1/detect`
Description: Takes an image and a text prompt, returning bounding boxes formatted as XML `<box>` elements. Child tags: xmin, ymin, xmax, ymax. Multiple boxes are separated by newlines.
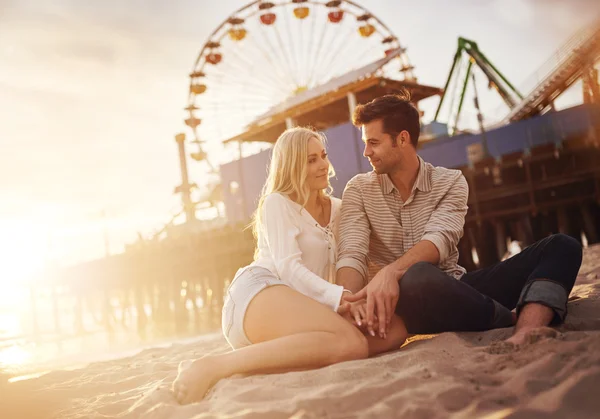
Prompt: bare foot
<box><xmin>172</xmin><ymin>356</ymin><xmax>223</xmax><ymax>404</ymax></box>
<box><xmin>505</xmin><ymin>326</ymin><xmax>558</xmax><ymax>346</ymax></box>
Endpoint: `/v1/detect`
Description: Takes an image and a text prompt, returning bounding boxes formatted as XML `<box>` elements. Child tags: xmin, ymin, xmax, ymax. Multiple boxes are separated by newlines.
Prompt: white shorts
<box><xmin>221</xmin><ymin>266</ymin><xmax>288</xmax><ymax>349</ymax></box>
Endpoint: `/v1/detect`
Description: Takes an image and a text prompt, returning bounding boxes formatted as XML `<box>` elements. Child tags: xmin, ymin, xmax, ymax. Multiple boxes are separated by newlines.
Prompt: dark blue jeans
<box><xmin>395</xmin><ymin>234</ymin><xmax>583</xmax><ymax>334</ymax></box>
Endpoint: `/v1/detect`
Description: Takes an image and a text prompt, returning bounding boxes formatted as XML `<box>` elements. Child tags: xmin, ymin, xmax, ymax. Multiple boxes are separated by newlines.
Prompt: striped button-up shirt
<box><xmin>336</xmin><ymin>156</ymin><xmax>468</xmax><ymax>284</ymax></box>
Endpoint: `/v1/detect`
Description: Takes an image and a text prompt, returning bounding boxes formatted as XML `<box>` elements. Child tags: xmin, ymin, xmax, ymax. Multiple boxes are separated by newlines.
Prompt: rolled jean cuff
<box><xmin>517</xmin><ymin>279</ymin><xmax>568</xmax><ymax>323</ymax></box>
<box><xmin>491</xmin><ymin>300</ymin><xmax>514</xmax><ymax>329</ymax></box>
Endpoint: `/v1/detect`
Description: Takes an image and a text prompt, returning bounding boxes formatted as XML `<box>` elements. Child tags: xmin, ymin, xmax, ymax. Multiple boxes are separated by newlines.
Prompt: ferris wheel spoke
<box><xmin>213</xmin><ymin>49</ymin><xmax>291</xmax><ymax>96</ymax></box>
<box><xmin>282</xmin><ymin>6</ymin><xmax>302</xmax><ymax>87</ymax></box>
<box><xmin>244</xmin><ymin>34</ymin><xmax>296</xmax><ymax>90</ymax></box>
<box><xmin>303</xmin><ymin>4</ymin><xmax>319</xmax><ymax>88</ymax></box>
<box><xmin>221</xmin><ymin>82</ymin><xmax>284</xmax><ymax>102</ymax></box>
<box><xmin>201</xmin><ymin>99</ymin><xmax>274</xmax><ymax>110</ymax></box>
<box><xmin>205</xmin><ymin>61</ymin><xmax>288</xmax><ymax>98</ymax></box>
<box><xmin>224</xmin><ymin>36</ymin><xmax>292</xmax><ymax>92</ymax></box>
<box><xmin>205</xmin><ymin>112</ymin><xmax>263</xmax><ymax>123</ymax></box>
<box><xmin>204</xmin><ymin>46</ymin><xmax>277</xmax><ymax>91</ymax></box>
<box><xmin>223</xmin><ymin>39</ymin><xmax>286</xmax><ymax>84</ymax></box>
<box><xmin>203</xmin><ymin>102</ymin><xmax>273</xmax><ymax>117</ymax></box>
<box><xmin>202</xmin><ymin>99</ymin><xmax>277</xmax><ymax>117</ymax></box>
<box><xmin>206</xmin><ymin>99</ymin><xmax>273</xmax><ymax>112</ymax></box>
<box><xmin>271</xmin><ymin>21</ymin><xmax>301</xmax><ymax>88</ymax></box>
<box><xmin>327</xmin><ymin>39</ymin><xmax>379</xmax><ymax>79</ymax></box>
<box><xmin>316</xmin><ymin>23</ymin><xmax>357</xmax><ymax>84</ymax></box>
<box><xmin>297</xmin><ymin>13</ymin><xmax>307</xmax><ymax>86</ymax></box>
<box><xmin>324</xmin><ymin>40</ymin><xmax>376</xmax><ymax>83</ymax></box>
<box><xmin>201</xmin><ymin>103</ymin><xmax>273</xmax><ymax>112</ymax></box>
<box><xmin>202</xmin><ymin>94</ymin><xmax>274</xmax><ymax>104</ymax></box>
<box><xmin>205</xmin><ymin>76</ymin><xmax>283</xmax><ymax>100</ymax></box>
<box><xmin>256</xmin><ymin>22</ymin><xmax>299</xmax><ymax>89</ymax></box>
<box><xmin>306</xmin><ymin>12</ymin><xmax>335</xmax><ymax>88</ymax></box>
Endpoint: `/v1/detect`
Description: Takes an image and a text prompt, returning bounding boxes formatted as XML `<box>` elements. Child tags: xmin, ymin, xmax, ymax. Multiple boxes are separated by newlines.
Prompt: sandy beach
<box><xmin>2</xmin><ymin>244</ymin><xmax>599</xmax><ymax>419</ymax></box>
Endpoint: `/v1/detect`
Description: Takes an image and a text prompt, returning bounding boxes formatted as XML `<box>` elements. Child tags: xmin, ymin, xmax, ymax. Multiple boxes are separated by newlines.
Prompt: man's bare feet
<box><xmin>172</xmin><ymin>355</ymin><xmax>223</xmax><ymax>404</ymax></box>
<box><xmin>506</xmin><ymin>326</ymin><xmax>538</xmax><ymax>346</ymax></box>
<box><xmin>506</xmin><ymin>303</ymin><xmax>555</xmax><ymax>345</ymax></box>
<box><xmin>505</xmin><ymin>326</ymin><xmax>559</xmax><ymax>346</ymax></box>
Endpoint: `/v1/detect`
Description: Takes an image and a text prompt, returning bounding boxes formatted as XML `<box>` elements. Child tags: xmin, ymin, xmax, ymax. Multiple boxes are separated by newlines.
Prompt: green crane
<box><xmin>434</xmin><ymin>37</ymin><xmax>523</xmax><ymax>135</ymax></box>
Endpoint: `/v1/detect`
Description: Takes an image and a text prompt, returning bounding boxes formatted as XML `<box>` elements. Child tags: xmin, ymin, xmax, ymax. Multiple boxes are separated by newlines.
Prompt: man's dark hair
<box><xmin>352</xmin><ymin>91</ymin><xmax>420</xmax><ymax>147</ymax></box>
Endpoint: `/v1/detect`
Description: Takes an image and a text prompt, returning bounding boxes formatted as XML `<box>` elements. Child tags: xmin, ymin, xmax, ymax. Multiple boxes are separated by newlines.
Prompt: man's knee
<box><xmin>549</xmin><ymin>233</ymin><xmax>583</xmax><ymax>264</ymax></box>
<box><xmin>548</xmin><ymin>234</ymin><xmax>583</xmax><ymax>287</ymax></box>
<box><xmin>401</xmin><ymin>262</ymin><xmax>443</xmax><ymax>298</ymax></box>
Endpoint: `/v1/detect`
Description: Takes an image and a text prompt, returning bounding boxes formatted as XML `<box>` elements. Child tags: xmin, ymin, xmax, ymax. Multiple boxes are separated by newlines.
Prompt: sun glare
<box><xmin>0</xmin><ymin>219</ymin><xmax>49</xmax><ymax>289</ymax></box>
<box><xmin>0</xmin><ymin>345</ymin><xmax>31</xmax><ymax>369</ymax></box>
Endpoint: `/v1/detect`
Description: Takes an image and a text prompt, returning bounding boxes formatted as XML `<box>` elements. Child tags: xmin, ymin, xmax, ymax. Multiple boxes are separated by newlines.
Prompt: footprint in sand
<box><xmin>437</xmin><ymin>387</ymin><xmax>475</xmax><ymax>412</ymax></box>
<box><xmin>486</xmin><ymin>341</ymin><xmax>519</xmax><ymax>355</ymax></box>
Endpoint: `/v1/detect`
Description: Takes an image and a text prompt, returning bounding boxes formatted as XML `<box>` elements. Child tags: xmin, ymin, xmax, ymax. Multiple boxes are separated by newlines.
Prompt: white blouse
<box><xmin>249</xmin><ymin>192</ymin><xmax>344</xmax><ymax>311</ymax></box>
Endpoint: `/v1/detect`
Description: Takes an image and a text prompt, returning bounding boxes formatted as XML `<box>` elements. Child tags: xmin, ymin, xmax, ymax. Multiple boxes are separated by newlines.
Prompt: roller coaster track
<box><xmin>505</xmin><ymin>19</ymin><xmax>600</xmax><ymax>123</ymax></box>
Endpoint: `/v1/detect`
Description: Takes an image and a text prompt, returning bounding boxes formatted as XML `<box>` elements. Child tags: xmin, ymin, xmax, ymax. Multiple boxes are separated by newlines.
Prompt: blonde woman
<box><xmin>172</xmin><ymin>127</ymin><xmax>408</xmax><ymax>404</ymax></box>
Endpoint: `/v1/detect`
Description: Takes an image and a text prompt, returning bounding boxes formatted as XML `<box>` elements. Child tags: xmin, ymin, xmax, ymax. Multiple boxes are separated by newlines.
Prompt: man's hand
<box><xmin>344</xmin><ymin>265</ymin><xmax>401</xmax><ymax>338</ymax></box>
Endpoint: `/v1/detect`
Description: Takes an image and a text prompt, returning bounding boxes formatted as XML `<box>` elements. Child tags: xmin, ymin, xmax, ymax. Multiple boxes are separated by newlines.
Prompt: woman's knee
<box><xmin>332</xmin><ymin>325</ymin><xmax>369</xmax><ymax>363</ymax></box>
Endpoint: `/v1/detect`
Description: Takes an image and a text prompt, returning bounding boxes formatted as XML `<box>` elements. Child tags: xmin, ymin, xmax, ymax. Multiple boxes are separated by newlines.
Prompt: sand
<box><xmin>2</xmin><ymin>245</ymin><xmax>600</xmax><ymax>419</ymax></box>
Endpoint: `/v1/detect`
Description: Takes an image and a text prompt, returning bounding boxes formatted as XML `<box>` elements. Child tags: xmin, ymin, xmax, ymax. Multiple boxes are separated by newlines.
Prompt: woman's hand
<box><xmin>348</xmin><ymin>299</ymin><xmax>378</xmax><ymax>330</ymax></box>
<box><xmin>338</xmin><ymin>295</ymin><xmax>376</xmax><ymax>331</ymax></box>
<box><xmin>336</xmin><ymin>291</ymin><xmax>353</xmax><ymax>315</ymax></box>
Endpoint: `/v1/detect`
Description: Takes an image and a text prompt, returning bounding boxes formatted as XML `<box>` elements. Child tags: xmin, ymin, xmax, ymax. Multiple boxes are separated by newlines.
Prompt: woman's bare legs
<box><xmin>363</xmin><ymin>314</ymin><xmax>408</xmax><ymax>357</ymax></box>
<box><xmin>172</xmin><ymin>285</ymin><xmax>369</xmax><ymax>404</ymax></box>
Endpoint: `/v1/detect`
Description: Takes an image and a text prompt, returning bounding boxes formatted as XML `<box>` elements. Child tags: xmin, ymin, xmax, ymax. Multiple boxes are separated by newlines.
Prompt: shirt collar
<box><xmin>380</xmin><ymin>156</ymin><xmax>431</xmax><ymax>195</ymax></box>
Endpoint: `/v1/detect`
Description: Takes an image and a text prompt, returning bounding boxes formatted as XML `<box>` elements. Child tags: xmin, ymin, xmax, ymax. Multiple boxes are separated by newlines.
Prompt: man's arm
<box><xmin>336</xmin><ymin>178</ymin><xmax>371</xmax><ymax>294</ymax></box>
<box><xmin>419</xmin><ymin>172</ymin><xmax>469</xmax><ymax>266</ymax></box>
<box><xmin>386</xmin><ymin>240</ymin><xmax>440</xmax><ymax>280</ymax></box>
<box><xmin>390</xmin><ymin>171</ymin><xmax>468</xmax><ymax>281</ymax></box>
<box><xmin>337</xmin><ymin>267</ymin><xmax>364</xmax><ymax>294</ymax></box>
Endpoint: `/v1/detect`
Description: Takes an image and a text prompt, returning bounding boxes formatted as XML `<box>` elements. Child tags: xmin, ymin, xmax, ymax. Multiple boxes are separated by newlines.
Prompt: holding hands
<box><xmin>337</xmin><ymin>294</ymin><xmax>371</xmax><ymax>328</ymax></box>
<box><xmin>341</xmin><ymin>265</ymin><xmax>402</xmax><ymax>339</ymax></box>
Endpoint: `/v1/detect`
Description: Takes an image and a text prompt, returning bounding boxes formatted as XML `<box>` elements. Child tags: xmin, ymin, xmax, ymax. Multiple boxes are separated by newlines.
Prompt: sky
<box><xmin>0</xmin><ymin>0</ymin><xmax>599</xmax><ymax>281</ymax></box>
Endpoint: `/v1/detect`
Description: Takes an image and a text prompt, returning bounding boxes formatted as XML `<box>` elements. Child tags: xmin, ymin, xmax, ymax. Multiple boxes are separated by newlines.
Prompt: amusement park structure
<box><xmin>176</xmin><ymin>0</ymin><xmax>443</xmax><ymax>223</ymax></box>
<box><xmin>176</xmin><ymin>3</ymin><xmax>600</xmax><ymax>268</ymax></box>
<box><xmin>35</xmin><ymin>3</ymin><xmax>600</xmax><ymax>343</ymax></box>
<box><xmin>433</xmin><ymin>37</ymin><xmax>524</xmax><ymax>136</ymax></box>
<box><xmin>504</xmin><ymin>20</ymin><xmax>600</xmax><ymax>122</ymax></box>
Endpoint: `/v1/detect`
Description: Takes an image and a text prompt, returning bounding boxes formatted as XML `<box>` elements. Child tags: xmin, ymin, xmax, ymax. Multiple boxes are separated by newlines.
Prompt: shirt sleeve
<box><xmin>421</xmin><ymin>172</ymin><xmax>469</xmax><ymax>263</ymax></box>
<box><xmin>335</xmin><ymin>178</ymin><xmax>370</xmax><ymax>283</ymax></box>
<box><xmin>262</xmin><ymin>194</ymin><xmax>344</xmax><ymax>311</ymax></box>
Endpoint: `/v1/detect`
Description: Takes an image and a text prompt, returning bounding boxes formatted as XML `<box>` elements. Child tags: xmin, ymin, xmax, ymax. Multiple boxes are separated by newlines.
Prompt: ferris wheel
<box><xmin>184</xmin><ymin>0</ymin><xmax>415</xmax><ymax>169</ymax></box>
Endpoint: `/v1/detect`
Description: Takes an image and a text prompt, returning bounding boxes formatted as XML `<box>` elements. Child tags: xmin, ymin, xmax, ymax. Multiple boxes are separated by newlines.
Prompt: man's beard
<box><xmin>372</xmin><ymin>165</ymin><xmax>388</xmax><ymax>174</ymax></box>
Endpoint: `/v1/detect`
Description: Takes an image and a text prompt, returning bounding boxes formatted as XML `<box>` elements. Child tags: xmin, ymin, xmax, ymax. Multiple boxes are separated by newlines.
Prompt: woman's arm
<box><xmin>262</xmin><ymin>193</ymin><xmax>345</xmax><ymax>311</ymax></box>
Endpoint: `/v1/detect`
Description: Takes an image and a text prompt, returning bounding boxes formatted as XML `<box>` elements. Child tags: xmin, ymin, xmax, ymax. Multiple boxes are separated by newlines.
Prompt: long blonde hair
<box><xmin>252</xmin><ymin>126</ymin><xmax>336</xmax><ymax>244</ymax></box>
